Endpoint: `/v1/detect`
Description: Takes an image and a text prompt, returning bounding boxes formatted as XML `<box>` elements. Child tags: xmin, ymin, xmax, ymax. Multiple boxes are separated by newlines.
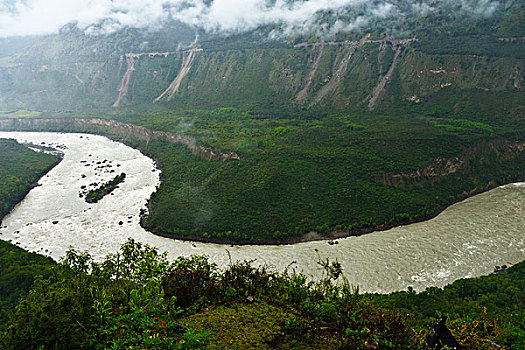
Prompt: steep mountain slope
<box><xmin>0</xmin><ymin>2</ymin><xmax>524</xmax><ymax>243</ymax></box>
<box><xmin>0</xmin><ymin>4</ymin><xmax>523</xmax><ymax>115</ymax></box>
<box><xmin>1</xmin><ymin>37</ymin><xmax>522</xmax><ymax>114</ymax></box>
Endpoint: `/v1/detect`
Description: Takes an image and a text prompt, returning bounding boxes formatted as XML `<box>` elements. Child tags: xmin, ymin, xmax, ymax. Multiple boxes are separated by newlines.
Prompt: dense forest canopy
<box><xmin>0</xmin><ymin>139</ymin><xmax>60</xmax><ymax>219</ymax></box>
<box><xmin>0</xmin><ymin>1</ymin><xmax>523</xmax><ymax>348</ymax></box>
<box><xmin>0</xmin><ymin>139</ymin><xmax>60</xmax><ymax>324</ymax></box>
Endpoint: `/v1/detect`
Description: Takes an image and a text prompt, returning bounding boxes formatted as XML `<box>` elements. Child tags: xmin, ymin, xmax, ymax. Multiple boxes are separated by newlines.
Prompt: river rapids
<box><xmin>0</xmin><ymin>132</ymin><xmax>523</xmax><ymax>293</ymax></box>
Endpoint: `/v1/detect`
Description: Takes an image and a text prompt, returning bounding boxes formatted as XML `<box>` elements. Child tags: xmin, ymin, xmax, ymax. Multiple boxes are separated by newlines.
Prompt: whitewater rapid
<box><xmin>0</xmin><ymin>132</ymin><xmax>523</xmax><ymax>293</ymax></box>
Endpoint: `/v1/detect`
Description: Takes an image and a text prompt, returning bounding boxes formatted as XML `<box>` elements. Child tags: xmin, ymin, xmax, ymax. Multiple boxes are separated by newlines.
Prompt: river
<box><xmin>0</xmin><ymin>132</ymin><xmax>523</xmax><ymax>293</ymax></box>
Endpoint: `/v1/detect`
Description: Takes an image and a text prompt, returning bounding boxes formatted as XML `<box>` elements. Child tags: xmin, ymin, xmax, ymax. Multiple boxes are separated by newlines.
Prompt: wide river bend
<box><xmin>0</xmin><ymin>132</ymin><xmax>523</xmax><ymax>293</ymax></box>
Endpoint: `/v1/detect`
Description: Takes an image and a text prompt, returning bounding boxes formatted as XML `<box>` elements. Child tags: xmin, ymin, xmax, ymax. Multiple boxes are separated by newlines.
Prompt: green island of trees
<box><xmin>85</xmin><ymin>173</ymin><xmax>126</xmax><ymax>204</ymax></box>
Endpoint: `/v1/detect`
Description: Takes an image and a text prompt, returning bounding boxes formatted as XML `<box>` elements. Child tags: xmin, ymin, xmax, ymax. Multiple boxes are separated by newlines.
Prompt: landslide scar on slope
<box><xmin>113</xmin><ymin>54</ymin><xmax>138</xmax><ymax>108</ymax></box>
<box><xmin>310</xmin><ymin>34</ymin><xmax>371</xmax><ymax>106</ymax></box>
<box><xmin>113</xmin><ymin>52</ymin><xmax>176</xmax><ymax>107</ymax></box>
<box><xmin>367</xmin><ymin>37</ymin><xmax>417</xmax><ymax>110</ymax></box>
<box><xmin>295</xmin><ymin>42</ymin><xmax>324</xmax><ymax>103</ymax></box>
<box><xmin>154</xmin><ymin>49</ymin><xmax>201</xmax><ymax>102</ymax></box>
<box><xmin>367</xmin><ymin>45</ymin><xmax>401</xmax><ymax>110</ymax></box>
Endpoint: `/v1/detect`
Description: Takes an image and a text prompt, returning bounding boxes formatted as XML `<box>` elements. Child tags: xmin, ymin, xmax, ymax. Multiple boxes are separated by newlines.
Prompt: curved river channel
<box><xmin>0</xmin><ymin>132</ymin><xmax>524</xmax><ymax>293</ymax></box>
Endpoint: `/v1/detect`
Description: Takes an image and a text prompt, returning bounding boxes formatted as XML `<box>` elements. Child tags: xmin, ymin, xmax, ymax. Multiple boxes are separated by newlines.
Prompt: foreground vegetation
<box><xmin>0</xmin><ymin>239</ymin><xmax>523</xmax><ymax>349</ymax></box>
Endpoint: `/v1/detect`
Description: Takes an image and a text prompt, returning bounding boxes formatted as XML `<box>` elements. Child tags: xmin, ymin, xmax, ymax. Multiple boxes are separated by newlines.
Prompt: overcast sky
<box><xmin>0</xmin><ymin>0</ymin><xmax>502</xmax><ymax>38</ymax></box>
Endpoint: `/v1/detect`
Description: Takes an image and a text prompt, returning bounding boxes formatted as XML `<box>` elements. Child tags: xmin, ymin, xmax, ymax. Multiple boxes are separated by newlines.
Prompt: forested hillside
<box><xmin>1</xmin><ymin>109</ymin><xmax>523</xmax><ymax>243</ymax></box>
<box><xmin>0</xmin><ymin>139</ymin><xmax>60</xmax><ymax>323</ymax></box>
<box><xmin>0</xmin><ymin>139</ymin><xmax>60</xmax><ymax>218</ymax></box>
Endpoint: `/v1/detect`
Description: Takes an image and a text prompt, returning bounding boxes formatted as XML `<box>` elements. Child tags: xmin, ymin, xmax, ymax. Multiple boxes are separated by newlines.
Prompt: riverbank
<box><xmin>0</xmin><ymin>131</ymin><xmax>523</xmax><ymax>293</ymax></box>
<box><xmin>0</xmin><ymin>160</ymin><xmax>62</xmax><ymax>223</ymax></box>
<box><xmin>142</xmin><ymin>178</ymin><xmax>524</xmax><ymax>246</ymax></box>
<box><xmin>1</xmin><ymin>117</ymin><xmax>524</xmax><ymax>246</ymax></box>
<box><xmin>0</xmin><ymin>138</ymin><xmax>62</xmax><ymax>225</ymax></box>
<box><xmin>0</xmin><ymin>117</ymin><xmax>239</xmax><ymax>161</ymax></box>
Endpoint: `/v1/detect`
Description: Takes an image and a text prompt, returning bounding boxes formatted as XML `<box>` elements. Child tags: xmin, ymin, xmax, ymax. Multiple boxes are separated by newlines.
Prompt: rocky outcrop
<box><xmin>0</xmin><ymin>118</ymin><xmax>240</xmax><ymax>162</ymax></box>
<box><xmin>375</xmin><ymin>140</ymin><xmax>525</xmax><ymax>187</ymax></box>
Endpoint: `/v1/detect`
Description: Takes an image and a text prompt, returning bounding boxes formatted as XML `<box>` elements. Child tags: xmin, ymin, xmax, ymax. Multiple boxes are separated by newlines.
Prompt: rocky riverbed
<box><xmin>0</xmin><ymin>131</ymin><xmax>523</xmax><ymax>293</ymax></box>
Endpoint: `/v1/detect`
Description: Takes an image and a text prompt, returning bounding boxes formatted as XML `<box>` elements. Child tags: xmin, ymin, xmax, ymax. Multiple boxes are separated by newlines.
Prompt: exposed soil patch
<box><xmin>154</xmin><ymin>49</ymin><xmax>201</xmax><ymax>102</ymax></box>
<box><xmin>295</xmin><ymin>42</ymin><xmax>324</xmax><ymax>103</ymax></box>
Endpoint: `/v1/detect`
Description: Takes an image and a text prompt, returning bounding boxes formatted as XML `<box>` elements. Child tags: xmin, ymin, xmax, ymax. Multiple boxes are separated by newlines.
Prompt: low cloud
<box><xmin>0</xmin><ymin>0</ymin><xmax>503</xmax><ymax>38</ymax></box>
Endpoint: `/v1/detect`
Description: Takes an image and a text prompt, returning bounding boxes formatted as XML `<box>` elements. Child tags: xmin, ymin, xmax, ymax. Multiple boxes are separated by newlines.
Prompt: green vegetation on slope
<box><xmin>1</xmin><ymin>239</ymin><xmax>523</xmax><ymax>349</ymax></box>
<box><xmin>0</xmin><ymin>139</ymin><xmax>60</xmax><ymax>323</ymax></box>
<box><xmin>369</xmin><ymin>264</ymin><xmax>525</xmax><ymax>349</ymax></box>
<box><xmin>94</xmin><ymin>107</ymin><xmax>524</xmax><ymax>243</ymax></box>
<box><xmin>0</xmin><ymin>139</ymin><xmax>61</xmax><ymax>219</ymax></box>
<box><xmin>0</xmin><ymin>241</ymin><xmax>55</xmax><ymax>326</ymax></box>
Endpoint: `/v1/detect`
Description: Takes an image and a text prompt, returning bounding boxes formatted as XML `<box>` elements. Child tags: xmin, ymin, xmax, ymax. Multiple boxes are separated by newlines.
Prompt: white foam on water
<box><xmin>1</xmin><ymin>131</ymin><xmax>524</xmax><ymax>293</ymax></box>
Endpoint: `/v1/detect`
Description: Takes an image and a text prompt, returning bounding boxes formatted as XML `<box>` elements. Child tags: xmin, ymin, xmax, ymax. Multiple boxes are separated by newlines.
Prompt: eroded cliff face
<box><xmin>0</xmin><ymin>34</ymin><xmax>522</xmax><ymax>113</ymax></box>
<box><xmin>0</xmin><ymin>118</ymin><xmax>240</xmax><ymax>162</ymax></box>
<box><xmin>153</xmin><ymin>49</ymin><xmax>201</xmax><ymax>102</ymax></box>
<box><xmin>375</xmin><ymin>140</ymin><xmax>525</xmax><ymax>187</ymax></box>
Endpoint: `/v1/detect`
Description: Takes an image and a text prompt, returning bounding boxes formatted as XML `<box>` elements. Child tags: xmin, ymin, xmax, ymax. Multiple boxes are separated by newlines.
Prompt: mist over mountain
<box><xmin>0</xmin><ymin>0</ymin><xmax>522</xmax><ymax>113</ymax></box>
<box><xmin>0</xmin><ymin>0</ymin><xmax>514</xmax><ymax>39</ymax></box>
<box><xmin>0</xmin><ymin>1</ymin><xmax>524</xmax><ymax>349</ymax></box>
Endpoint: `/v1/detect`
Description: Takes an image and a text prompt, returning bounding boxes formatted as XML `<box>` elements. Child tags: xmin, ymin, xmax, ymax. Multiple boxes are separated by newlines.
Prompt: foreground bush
<box><xmin>0</xmin><ymin>240</ymin><xmax>208</xmax><ymax>350</ymax></box>
<box><xmin>0</xmin><ymin>239</ymin><xmax>416</xmax><ymax>349</ymax></box>
<box><xmin>1</xmin><ymin>239</ymin><xmax>522</xmax><ymax>349</ymax></box>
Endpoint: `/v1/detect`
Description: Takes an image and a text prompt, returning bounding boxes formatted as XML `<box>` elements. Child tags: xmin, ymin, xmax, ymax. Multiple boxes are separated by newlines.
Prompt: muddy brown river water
<box><xmin>0</xmin><ymin>132</ymin><xmax>523</xmax><ymax>293</ymax></box>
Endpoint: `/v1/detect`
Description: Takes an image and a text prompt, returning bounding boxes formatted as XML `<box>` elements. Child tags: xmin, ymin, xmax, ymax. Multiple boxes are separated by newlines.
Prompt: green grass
<box><xmin>179</xmin><ymin>302</ymin><xmax>336</xmax><ymax>349</ymax></box>
<box><xmin>0</xmin><ymin>110</ymin><xmax>42</xmax><ymax>118</ymax></box>
<box><xmin>423</xmin><ymin>117</ymin><xmax>495</xmax><ymax>136</ymax></box>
